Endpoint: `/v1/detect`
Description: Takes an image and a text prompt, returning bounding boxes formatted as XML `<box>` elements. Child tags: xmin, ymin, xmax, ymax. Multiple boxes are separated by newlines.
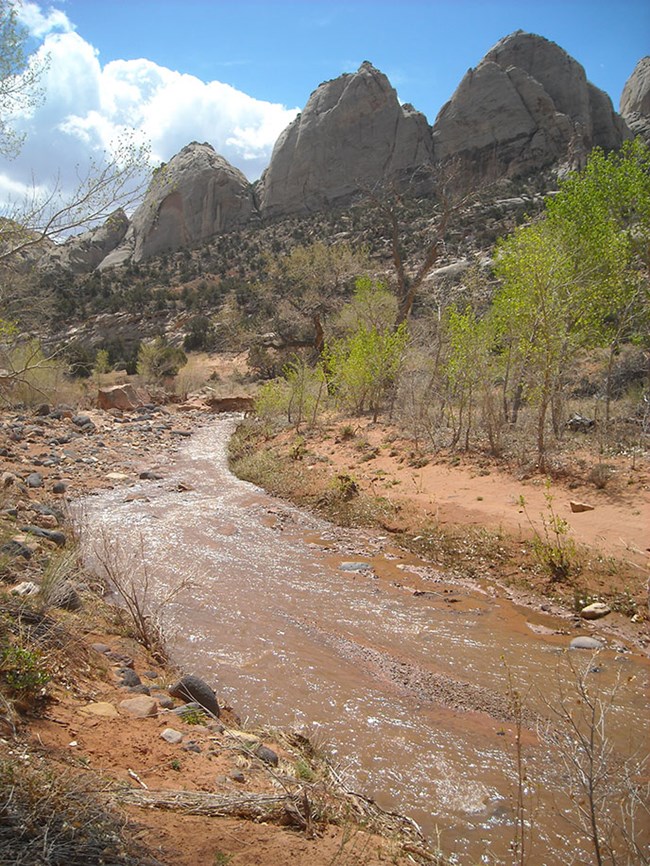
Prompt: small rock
<box><xmin>128</xmin><ymin>684</ymin><xmax>151</xmax><ymax>695</ymax></box>
<box><xmin>580</xmin><ymin>602</ymin><xmax>611</xmax><ymax>620</ymax></box>
<box><xmin>142</xmin><ymin>670</ymin><xmax>159</xmax><ymax>680</ymax></box>
<box><xmin>160</xmin><ymin>728</ymin><xmax>184</xmax><ymax>745</ymax></box>
<box><xmin>105</xmin><ymin>472</ymin><xmax>130</xmax><ymax>481</ymax></box>
<box><xmin>154</xmin><ymin>695</ymin><xmax>175</xmax><ymax>710</ymax></box>
<box><xmin>119</xmin><ymin>696</ymin><xmax>158</xmax><ymax>718</ymax></box>
<box><xmin>1</xmin><ymin>540</ymin><xmax>32</xmax><ymax>560</ymax></box>
<box><xmin>170</xmin><ymin>701</ymin><xmax>203</xmax><ymax>716</ymax></box>
<box><xmin>230</xmin><ymin>771</ymin><xmax>245</xmax><ymax>783</ymax></box>
<box><xmin>570</xmin><ymin>500</ymin><xmax>595</xmax><ymax>513</ymax></box>
<box><xmin>139</xmin><ymin>470</ymin><xmax>163</xmax><ymax>480</ymax></box>
<box><xmin>570</xmin><ymin>636</ymin><xmax>604</xmax><ymax>650</ymax></box>
<box><xmin>106</xmin><ymin>651</ymin><xmax>134</xmax><ymax>667</ymax></box>
<box><xmin>183</xmin><ymin>741</ymin><xmax>202</xmax><ymax>753</ymax></box>
<box><xmin>168</xmin><ymin>675</ymin><xmax>220</xmax><ymax>717</ymax></box>
<box><xmin>339</xmin><ymin>562</ymin><xmax>372</xmax><ymax>572</ymax></box>
<box><xmin>52</xmin><ymin>481</ymin><xmax>67</xmax><ymax>494</ymax></box>
<box><xmin>118</xmin><ymin>668</ymin><xmax>142</xmax><ymax>687</ymax></box>
<box><xmin>72</xmin><ymin>414</ymin><xmax>95</xmax><ymax>431</ymax></box>
<box><xmin>255</xmin><ymin>745</ymin><xmax>279</xmax><ymax>767</ymax></box>
<box><xmin>50</xmin><ymin>581</ymin><xmax>82</xmax><ymax>611</ymax></box>
<box><xmin>91</xmin><ymin>643</ymin><xmax>111</xmax><ymax>654</ymax></box>
<box><xmin>34</xmin><ymin>403</ymin><xmax>50</xmax><ymax>417</ymax></box>
<box><xmin>20</xmin><ymin>525</ymin><xmax>66</xmax><ymax>547</ymax></box>
<box><xmin>26</xmin><ymin>472</ymin><xmax>44</xmax><ymax>489</ymax></box>
<box><xmin>11</xmin><ymin>581</ymin><xmax>40</xmax><ymax>597</ymax></box>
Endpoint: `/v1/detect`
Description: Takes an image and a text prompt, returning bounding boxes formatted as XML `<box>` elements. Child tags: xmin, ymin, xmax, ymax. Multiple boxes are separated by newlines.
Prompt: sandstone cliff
<box><xmin>44</xmin><ymin>209</ymin><xmax>129</xmax><ymax>274</ymax></box>
<box><xmin>431</xmin><ymin>31</ymin><xmax>630</xmax><ymax>181</ymax></box>
<box><xmin>620</xmin><ymin>56</ymin><xmax>650</xmax><ymax>143</ymax></box>
<box><xmin>257</xmin><ymin>62</ymin><xmax>433</xmax><ymax>217</ymax></box>
<box><xmin>99</xmin><ymin>143</ymin><xmax>254</xmax><ymax>269</ymax></box>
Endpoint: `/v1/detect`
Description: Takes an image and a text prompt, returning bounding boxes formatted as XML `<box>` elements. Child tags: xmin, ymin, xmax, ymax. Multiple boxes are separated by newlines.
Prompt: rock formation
<box><xmin>99</xmin><ymin>143</ymin><xmax>254</xmax><ymax>268</ymax></box>
<box><xmin>620</xmin><ymin>56</ymin><xmax>650</xmax><ymax>143</ymax></box>
<box><xmin>44</xmin><ymin>209</ymin><xmax>129</xmax><ymax>274</ymax></box>
<box><xmin>258</xmin><ymin>62</ymin><xmax>433</xmax><ymax>217</ymax></box>
<box><xmin>431</xmin><ymin>31</ymin><xmax>630</xmax><ymax>182</ymax></box>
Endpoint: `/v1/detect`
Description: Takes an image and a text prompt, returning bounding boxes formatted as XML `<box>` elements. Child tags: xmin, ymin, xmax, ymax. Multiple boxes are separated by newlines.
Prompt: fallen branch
<box><xmin>116</xmin><ymin>787</ymin><xmax>305</xmax><ymax>825</ymax></box>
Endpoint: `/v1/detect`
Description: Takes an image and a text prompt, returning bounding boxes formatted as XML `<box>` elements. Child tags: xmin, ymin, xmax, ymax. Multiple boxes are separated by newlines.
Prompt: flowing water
<box><xmin>83</xmin><ymin>418</ymin><xmax>650</xmax><ymax>865</ymax></box>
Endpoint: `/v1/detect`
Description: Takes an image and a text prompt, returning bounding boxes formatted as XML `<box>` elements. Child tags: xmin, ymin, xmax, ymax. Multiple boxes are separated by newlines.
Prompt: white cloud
<box><xmin>16</xmin><ymin>1</ymin><xmax>74</xmax><ymax>38</ymax></box>
<box><xmin>2</xmin><ymin>3</ymin><xmax>299</xmax><ymax>221</ymax></box>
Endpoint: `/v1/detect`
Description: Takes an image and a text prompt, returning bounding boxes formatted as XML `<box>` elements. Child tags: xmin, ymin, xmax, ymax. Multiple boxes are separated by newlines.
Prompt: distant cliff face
<box><xmin>431</xmin><ymin>31</ymin><xmax>630</xmax><ymax>181</ymax></box>
<box><xmin>89</xmin><ymin>36</ymin><xmax>639</xmax><ymax>272</ymax></box>
<box><xmin>620</xmin><ymin>56</ymin><xmax>650</xmax><ymax>144</ymax></box>
<box><xmin>44</xmin><ymin>209</ymin><xmax>129</xmax><ymax>274</ymax></box>
<box><xmin>257</xmin><ymin>62</ymin><xmax>434</xmax><ymax>218</ymax></box>
<box><xmin>100</xmin><ymin>143</ymin><xmax>254</xmax><ymax>268</ymax></box>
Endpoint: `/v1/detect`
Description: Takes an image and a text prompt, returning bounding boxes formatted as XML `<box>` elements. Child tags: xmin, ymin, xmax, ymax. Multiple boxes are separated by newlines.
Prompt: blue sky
<box><xmin>55</xmin><ymin>0</ymin><xmax>648</xmax><ymax>120</ymax></box>
<box><xmin>2</xmin><ymin>0</ymin><xmax>648</xmax><ymax>210</ymax></box>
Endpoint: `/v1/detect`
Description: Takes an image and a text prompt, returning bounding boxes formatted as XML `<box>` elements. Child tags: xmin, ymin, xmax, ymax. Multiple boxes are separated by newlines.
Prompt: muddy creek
<box><xmin>84</xmin><ymin>418</ymin><xmax>650</xmax><ymax>865</ymax></box>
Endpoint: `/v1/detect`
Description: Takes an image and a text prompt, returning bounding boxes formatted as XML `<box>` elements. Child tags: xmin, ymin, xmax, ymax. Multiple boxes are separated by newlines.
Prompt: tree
<box><xmin>0</xmin><ymin>1</ymin><xmax>46</xmax><ymax>158</ymax></box>
<box><xmin>136</xmin><ymin>337</ymin><xmax>187</xmax><ymax>385</ymax></box>
<box><xmin>544</xmin><ymin>139</ymin><xmax>650</xmax><ymax>420</ymax></box>
<box><xmin>365</xmin><ymin>160</ymin><xmax>476</xmax><ymax>329</ymax></box>
<box><xmin>492</xmin><ymin>219</ymin><xmax>577</xmax><ymax>468</ymax></box>
<box><xmin>0</xmin><ymin>0</ymin><xmax>150</xmax><ymax>267</ymax></box>
<box><xmin>325</xmin><ymin>278</ymin><xmax>409</xmax><ymax>421</ymax></box>
<box><xmin>264</xmin><ymin>241</ymin><xmax>368</xmax><ymax>354</ymax></box>
<box><xmin>492</xmin><ymin>140</ymin><xmax>650</xmax><ymax>467</ymax></box>
<box><xmin>0</xmin><ymin>0</ymin><xmax>150</xmax><ymax>402</ymax></box>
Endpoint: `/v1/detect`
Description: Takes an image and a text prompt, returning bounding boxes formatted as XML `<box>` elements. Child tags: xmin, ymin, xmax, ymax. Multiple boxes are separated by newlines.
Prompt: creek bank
<box><xmin>0</xmin><ymin>401</ymin><xmax>437</xmax><ymax>866</ymax></box>
<box><xmin>227</xmin><ymin>418</ymin><xmax>650</xmax><ymax>655</ymax></box>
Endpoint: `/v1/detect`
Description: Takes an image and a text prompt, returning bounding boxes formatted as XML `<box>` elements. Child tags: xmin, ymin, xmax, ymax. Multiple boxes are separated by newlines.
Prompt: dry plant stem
<box><xmin>503</xmin><ymin>661</ymin><xmax>536</xmax><ymax>866</ymax></box>
<box><xmin>91</xmin><ymin>529</ymin><xmax>194</xmax><ymax>662</ymax></box>
<box><xmin>544</xmin><ymin>654</ymin><xmax>649</xmax><ymax>866</ymax></box>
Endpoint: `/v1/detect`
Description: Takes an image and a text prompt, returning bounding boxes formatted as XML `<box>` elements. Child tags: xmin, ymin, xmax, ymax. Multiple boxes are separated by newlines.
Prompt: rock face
<box><xmin>432</xmin><ymin>31</ymin><xmax>630</xmax><ymax>182</ymax></box>
<box><xmin>100</xmin><ymin>143</ymin><xmax>254</xmax><ymax>268</ymax></box>
<box><xmin>45</xmin><ymin>210</ymin><xmax>129</xmax><ymax>274</ymax></box>
<box><xmin>258</xmin><ymin>62</ymin><xmax>433</xmax><ymax>217</ymax></box>
<box><xmin>620</xmin><ymin>56</ymin><xmax>650</xmax><ymax>143</ymax></box>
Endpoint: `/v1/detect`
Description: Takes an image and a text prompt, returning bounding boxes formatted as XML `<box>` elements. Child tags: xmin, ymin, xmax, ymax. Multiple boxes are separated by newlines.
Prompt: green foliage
<box><xmin>181</xmin><ymin>708</ymin><xmax>207</xmax><ymax>726</ymax></box>
<box><xmin>136</xmin><ymin>337</ymin><xmax>187</xmax><ymax>384</ymax></box>
<box><xmin>183</xmin><ymin>315</ymin><xmax>216</xmax><ymax>352</ymax></box>
<box><xmin>263</xmin><ymin>240</ymin><xmax>369</xmax><ymax>349</ymax></box>
<box><xmin>325</xmin><ymin>280</ymin><xmax>408</xmax><ymax>421</ymax></box>
<box><xmin>491</xmin><ymin>140</ymin><xmax>650</xmax><ymax>465</ymax></box>
<box><xmin>254</xmin><ymin>377</ymin><xmax>291</xmax><ymax>422</ymax></box>
<box><xmin>0</xmin><ymin>644</ymin><xmax>50</xmax><ymax>696</ymax></box>
<box><xmin>93</xmin><ymin>348</ymin><xmax>110</xmax><ymax>376</ymax></box>
<box><xmin>294</xmin><ymin>758</ymin><xmax>315</xmax><ymax>781</ymax></box>
<box><xmin>0</xmin><ymin>339</ymin><xmax>73</xmax><ymax>405</ymax></box>
<box><xmin>519</xmin><ymin>488</ymin><xmax>578</xmax><ymax>582</ymax></box>
<box><xmin>255</xmin><ymin>356</ymin><xmax>327</xmax><ymax>430</ymax></box>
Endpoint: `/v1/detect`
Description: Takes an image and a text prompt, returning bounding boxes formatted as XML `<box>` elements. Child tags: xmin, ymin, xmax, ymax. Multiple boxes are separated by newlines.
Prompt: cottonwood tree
<box><xmin>491</xmin><ymin>141</ymin><xmax>650</xmax><ymax>468</ymax></box>
<box><xmin>324</xmin><ymin>278</ymin><xmax>409</xmax><ymax>421</ymax></box>
<box><xmin>263</xmin><ymin>240</ymin><xmax>369</xmax><ymax>354</ymax></box>
<box><xmin>365</xmin><ymin>159</ymin><xmax>477</xmax><ymax>329</ymax></box>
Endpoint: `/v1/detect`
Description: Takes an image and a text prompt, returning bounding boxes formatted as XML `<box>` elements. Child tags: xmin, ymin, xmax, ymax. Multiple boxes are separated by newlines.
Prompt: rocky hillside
<box><xmin>39</xmin><ymin>31</ymin><xmax>641</xmax><ymax>280</ymax></box>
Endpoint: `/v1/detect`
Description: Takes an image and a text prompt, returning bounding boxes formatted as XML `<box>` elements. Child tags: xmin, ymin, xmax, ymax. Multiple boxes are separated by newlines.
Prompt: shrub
<box><xmin>136</xmin><ymin>336</ymin><xmax>187</xmax><ymax>384</ymax></box>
